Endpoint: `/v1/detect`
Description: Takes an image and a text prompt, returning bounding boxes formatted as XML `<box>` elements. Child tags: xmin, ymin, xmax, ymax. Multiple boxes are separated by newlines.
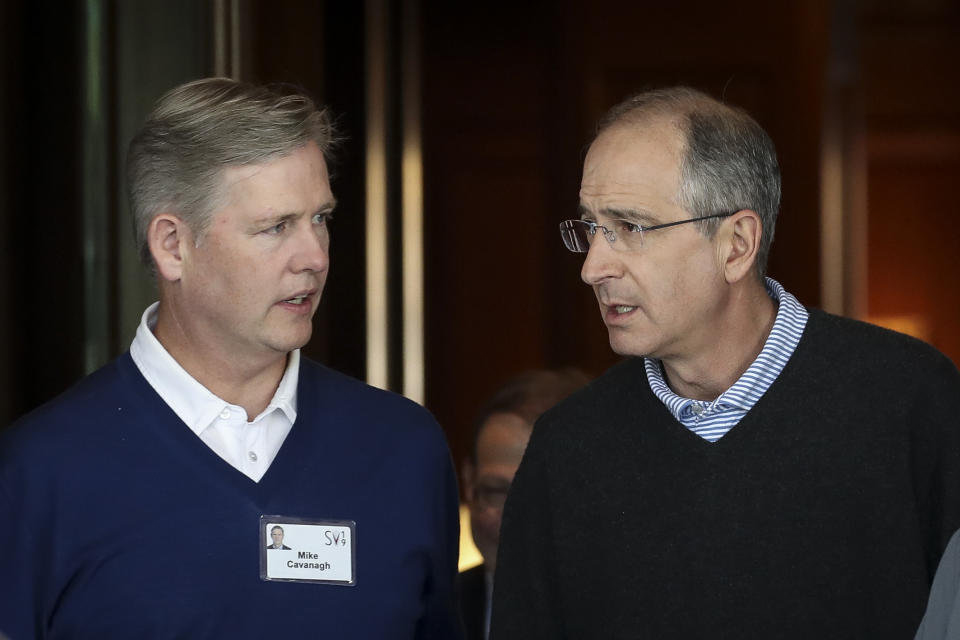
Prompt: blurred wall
<box><xmin>860</xmin><ymin>1</ymin><xmax>960</xmax><ymax>361</ymax></box>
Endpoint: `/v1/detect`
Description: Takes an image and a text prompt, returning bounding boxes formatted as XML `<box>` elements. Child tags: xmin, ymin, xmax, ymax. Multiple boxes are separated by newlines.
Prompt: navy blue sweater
<box><xmin>0</xmin><ymin>354</ymin><xmax>461</xmax><ymax>639</ymax></box>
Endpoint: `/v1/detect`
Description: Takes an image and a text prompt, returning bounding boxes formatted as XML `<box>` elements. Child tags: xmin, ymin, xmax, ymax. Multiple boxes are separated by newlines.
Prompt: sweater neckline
<box><xmin>114</xmin><ymin>352</ymin><xmax>316</xmax><ymax>506</ymax></box>
<box><xmin>628</xmin><ymin>308</ymin><xmax>821</xmax><ymax>452</ymax></box>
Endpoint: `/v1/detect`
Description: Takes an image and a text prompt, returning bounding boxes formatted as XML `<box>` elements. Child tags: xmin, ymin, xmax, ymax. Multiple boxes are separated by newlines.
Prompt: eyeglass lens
<box><xmin>559</xmin><ymin>220</ymin><xmax>644</xmax><ymax>253</ymax></box>
<box><xmin>559</xmin><ymin>220</ymin><xmax>592</xmax><ymax>252</ymax></box>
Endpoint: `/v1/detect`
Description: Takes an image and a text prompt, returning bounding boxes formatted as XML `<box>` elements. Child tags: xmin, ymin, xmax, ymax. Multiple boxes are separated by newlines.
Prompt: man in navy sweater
<box><xmin>0</xmin><ymin>78</ymin><xmax>461</xmax><ymax>639</ymax></box>
<box><xmin>490</xmin><ymin>87</ymin><xmax>960</xmax><ymax>638</ymax></box>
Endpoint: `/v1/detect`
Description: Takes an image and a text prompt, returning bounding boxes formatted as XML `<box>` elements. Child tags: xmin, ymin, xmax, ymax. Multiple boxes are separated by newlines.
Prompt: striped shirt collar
<box><xmin>645</xmin><ymin>278</ymin><xmax>808</xmax><ymax>433</ymax></box>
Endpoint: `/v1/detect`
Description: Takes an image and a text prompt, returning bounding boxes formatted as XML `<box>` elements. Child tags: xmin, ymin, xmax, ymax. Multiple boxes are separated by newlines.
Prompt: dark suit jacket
<box><xmin>458</xmin><ymin>564</ymin><xmax>487</xmax><ymax>640</ymax></box>
<box><xmin>266</xmin><ymin>544</ymin><xmax>291</xmax><ymax>550</ymax></box>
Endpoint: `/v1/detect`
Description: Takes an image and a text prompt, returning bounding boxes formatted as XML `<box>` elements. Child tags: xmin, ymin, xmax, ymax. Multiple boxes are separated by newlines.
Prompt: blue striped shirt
<box><xmin>645</xmin><ymin>278</ymin><xmax>808</xmax><ymax>443</ymax></box>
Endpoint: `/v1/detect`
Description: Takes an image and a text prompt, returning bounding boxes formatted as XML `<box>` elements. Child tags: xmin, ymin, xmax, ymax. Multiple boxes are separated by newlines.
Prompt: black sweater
<box><xmin>491</xmin><ymin>310</ymin><xmax>960</xmax><ymax>639</ymax></box>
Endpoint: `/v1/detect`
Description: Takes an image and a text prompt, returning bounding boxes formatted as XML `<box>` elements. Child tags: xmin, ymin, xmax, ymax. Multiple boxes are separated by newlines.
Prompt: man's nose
<box><xmin>292</xmin><ymin>225</ymin><xmax>330</xmax><ymax>273</ymax></box>
<box><xmin>581</xmin><ymin>231</ymin><xmax>622</xmax><ymax>285</ymax></box>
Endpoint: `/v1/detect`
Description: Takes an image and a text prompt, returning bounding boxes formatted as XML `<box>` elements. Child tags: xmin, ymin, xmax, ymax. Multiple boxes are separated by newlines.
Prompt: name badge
<box><xmin>259</xmin><ymin>515</ymin><xmax>356</xmax><ymax>586</ymax></box>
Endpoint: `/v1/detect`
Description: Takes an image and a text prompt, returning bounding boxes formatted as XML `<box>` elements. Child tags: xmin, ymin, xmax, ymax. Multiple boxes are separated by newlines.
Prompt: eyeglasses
<box><xmin>559</xmin><ymin>212</ymin><xmax>734</xmax><ymax>253</ymax></box>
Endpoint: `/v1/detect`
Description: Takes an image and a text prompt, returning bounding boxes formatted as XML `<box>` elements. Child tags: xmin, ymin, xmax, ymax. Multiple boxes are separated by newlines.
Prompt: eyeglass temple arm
<box><xmin>640</xmin><ymin>211</ymin><xmax>735</xmax><ymax>232</ymax></box>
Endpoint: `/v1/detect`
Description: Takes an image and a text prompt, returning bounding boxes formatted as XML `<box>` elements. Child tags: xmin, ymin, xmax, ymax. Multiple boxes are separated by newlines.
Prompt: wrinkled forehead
<box><xmin>580</xmin><ymin>119</ymin><xmax>685</xmax><ymax>210</ymax></box>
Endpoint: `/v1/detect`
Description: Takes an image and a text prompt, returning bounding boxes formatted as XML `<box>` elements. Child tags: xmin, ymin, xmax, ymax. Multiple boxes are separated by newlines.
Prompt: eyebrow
<box><xmin>251</xmin><ymin>200</ymin><xmax>337</xmax><ymax>228</ymax></box>
<box><xmin>252</xmin><ymin>212</ymin><xmax>298</xmax><ymax>228</ymax></box>
<box><xmin>577</xmin><ymin>204</ymin><xmax>660</xmax><ymax>225</ymax></box>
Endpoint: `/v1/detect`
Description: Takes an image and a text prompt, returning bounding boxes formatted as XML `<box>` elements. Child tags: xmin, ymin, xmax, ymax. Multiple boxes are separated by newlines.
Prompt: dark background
<box><xmin>2</xmin><ymin>0</ymin><xmax>959</xmax><ymax>481</ymax></box>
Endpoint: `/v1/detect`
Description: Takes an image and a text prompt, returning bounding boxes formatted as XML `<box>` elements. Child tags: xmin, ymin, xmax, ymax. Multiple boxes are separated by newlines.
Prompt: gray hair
<box><xmin>597</xmin><ymin>87</ymin><xmax>781</xmax><ymax>278</ymax></box>
<box><xmin>127</xmin><ymin>77</ymin><xmax>336</xmax><ymax>268</ymax></box>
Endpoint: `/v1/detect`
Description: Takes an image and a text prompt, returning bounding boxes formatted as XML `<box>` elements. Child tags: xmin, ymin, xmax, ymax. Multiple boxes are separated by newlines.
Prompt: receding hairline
<box><xmin>597</xmin><ymin>87</ymin><xmax>737</xmax><ymax>135</ymax></box>
<box><xmin>587</xmin><ymin>112</ymin><xmax>687</xmax><ymax>168</ymax></box>
<box><xmin>581</xmin><ymin>113</ymin><xmax>688</xmax><ymax>212</ymax></box>
<box><xmin>591</xmin><ymin>94</ymin><xmax>739</xmax><ymax>166</ymax></box>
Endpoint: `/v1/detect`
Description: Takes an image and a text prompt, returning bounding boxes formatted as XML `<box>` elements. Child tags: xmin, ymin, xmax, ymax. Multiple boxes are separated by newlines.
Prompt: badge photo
<box><xmin>259</xmin><ymin>515</ymin><xmax>356</xmax><ymax>586</ymax></box>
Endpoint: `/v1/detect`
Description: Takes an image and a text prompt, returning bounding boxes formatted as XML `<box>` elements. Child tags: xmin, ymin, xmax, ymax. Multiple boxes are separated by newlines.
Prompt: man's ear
<box><xmin>719</xmin><ymin>209</ymin><xmax>762</xmax><ymax>284</ymax></box>
<box><xmin>148</xmin><ymin>213</ymin><xmax>189</xmax><ymax>282</ymax></box>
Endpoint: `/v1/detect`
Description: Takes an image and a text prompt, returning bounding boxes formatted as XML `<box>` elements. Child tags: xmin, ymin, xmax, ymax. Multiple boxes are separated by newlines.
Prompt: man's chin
<box><xmin>286</xmin><ymin>321</ymin><xmax>315</xmax><ymax>347</ymax></box>
<box><xmin>267</xmin><ymin>330</ymin><xmax>313</xmax><ymax>356</ymax></box>
<box><xmin>608</xmin><ymin>333</ymin><xmax>653</xmax><ymax>358</ymax></box>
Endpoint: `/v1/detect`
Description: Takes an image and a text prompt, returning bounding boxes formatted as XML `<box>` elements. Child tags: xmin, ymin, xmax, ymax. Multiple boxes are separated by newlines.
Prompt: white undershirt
<box><xmin>129</xmin><ymin>302</ymin><xmax>298</xmax><ymax>482</ymax></box>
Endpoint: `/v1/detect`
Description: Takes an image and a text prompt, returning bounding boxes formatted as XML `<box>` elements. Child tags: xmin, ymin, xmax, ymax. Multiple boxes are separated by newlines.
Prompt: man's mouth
<box><xmin>283</xmin><ymin>294</ymin><xmax>310</xmax><ymax>305</ymax></box>
<box><xmin>613</xmin><ymin>305</ymin><xmax>636</xmax><ymax>314</ymax></box>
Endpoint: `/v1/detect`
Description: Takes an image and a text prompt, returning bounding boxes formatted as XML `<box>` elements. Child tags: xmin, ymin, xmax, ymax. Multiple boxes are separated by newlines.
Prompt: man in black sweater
<box><xmin>490</xmin><ymin>87</ymin><xmax>960</xmax><ymax>639</ymax></box>
<box><xmin>459</xmin><ymin>369</ymin><xmax>588</xmax><ymax>640</ymax></box>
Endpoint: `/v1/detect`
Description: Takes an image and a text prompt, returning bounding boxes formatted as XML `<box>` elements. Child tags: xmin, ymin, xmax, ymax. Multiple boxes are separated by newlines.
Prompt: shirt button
<box><xmin>219</xmin><ymin>409</ymin><xmax>231</xmax><ymax>420</ymax></box>
<box><xmin>691</xmin><ymin>403</ymin><xmax>703</xmax><ymax>416</ymax></box>
<box><xmin>248</xmin><ymin>451</ymin><xmax>258</xmax><ymax>462</ymax></box>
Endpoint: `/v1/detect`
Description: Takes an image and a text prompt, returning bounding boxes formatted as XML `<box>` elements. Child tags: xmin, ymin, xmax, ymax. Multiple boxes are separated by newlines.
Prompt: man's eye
<box><xmin>265</xmin><ymin>221</ymin><xmax>287</xmax><ymax>235</ymax></box>
<box><xmin>313</xmin><ymin>212</ymin><xmax>333</xmax><ymax>225</ymax></box>
<box><xmin>618</xmin><ymin>220</ymin><xmax>642</xmax><ymax>233</ymax></box>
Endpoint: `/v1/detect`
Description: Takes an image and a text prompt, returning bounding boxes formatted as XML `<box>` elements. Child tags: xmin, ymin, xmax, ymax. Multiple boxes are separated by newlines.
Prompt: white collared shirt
<box><xmin>129</xmin><ymin>302</ymin><xmax>298</xmax><ymax>482</ymax></box>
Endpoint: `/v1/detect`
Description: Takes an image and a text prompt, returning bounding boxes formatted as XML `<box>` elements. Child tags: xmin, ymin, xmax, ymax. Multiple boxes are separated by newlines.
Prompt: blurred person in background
<box><xmin>460</xmin><ymin>368</ymin><xmax>588</xmax><ymax>640</ymax></box>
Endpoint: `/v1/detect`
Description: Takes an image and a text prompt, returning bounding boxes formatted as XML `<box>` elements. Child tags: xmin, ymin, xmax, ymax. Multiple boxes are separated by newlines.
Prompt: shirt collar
<box><xmin>129</xmin><ymin>302</ymin><xmax>299</xmax><ymax>436</ymax></box>
<box><xmin>645</xmin><ymin>277</ymin><xmax>808</xmax><ymax>419</ymax></box>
